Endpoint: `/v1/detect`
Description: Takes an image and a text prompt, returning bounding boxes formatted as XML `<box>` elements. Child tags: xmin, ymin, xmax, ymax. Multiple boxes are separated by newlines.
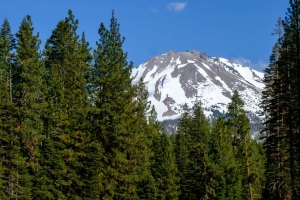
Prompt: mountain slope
<box><xmin>132</xmin><ymin>50</ymin><xmax>264</xmax><ymax>129</ymax></box>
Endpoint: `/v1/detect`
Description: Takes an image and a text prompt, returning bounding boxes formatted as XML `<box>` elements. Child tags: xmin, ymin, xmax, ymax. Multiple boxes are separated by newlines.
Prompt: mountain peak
<box><xmin>132</xmin><ymin>50</ymin><xmax>264</xmax><ymax>133</ymax></box>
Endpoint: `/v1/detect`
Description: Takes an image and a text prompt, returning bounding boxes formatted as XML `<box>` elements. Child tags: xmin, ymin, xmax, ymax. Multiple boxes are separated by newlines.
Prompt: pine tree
<box><xmin>225</xmin><ymin>91</ymin><xmax>252</xmax><ymax>200</ymax></box>
<box><xmin>0</xmin><ymin>18</ymin><xmax>15</xmax><ymax>102</ymax></box>
<box><xmin>225</xmin><ymin>90</ymin><xmax>266</xmax><ymax>199</ymax></box>
<box><xmin>210</xmin><ymin>117</ymin><xmax>239</xmax><ymax>200</ymax></box>
<box><xmin>261</xmin><ymin>1</ymin><xmax>300</xmax><ymax>197</ymax></box>
<box><xmin>248</xmin><ymin>140</ymin><xmax>266</xmax><ymax>199</ymax></box>
<box><xmin>174</xmin><ymin>103</ymin><xmax>192</xmax><ymax>199</ymax></box>
<box><xmin>0</xmin><ymin>18</ymin><xmax>27</xmax><ymax>199</ymax></box>
<box><xmin>149</xmin><ymin>106</ymin><xmax>179</xmax><ymax>199</ymax></box>
<box><xmin>92</xmin><ymin>11</ymin><xmax>149</xmax><ymax>199</ymax></box>
<box><xmin>261</xmin><ymin>42</ymin><xmax>289</xmax><ymax>199</ymax></box>
<box><xmin>0</xmin><ymin>18</ymin><xmax>14</xmax><ymax>200</ymax></box>
<box><xmin>40</xmin><ymin>10</ymin><xmax>93</xmax><ymax>199</ymax></box>
<box><xmin>261</xmin><ymin>17</ymin><xmax>291</xmax><ymax>199</ymax></box>
<box><xmin>279</xmin><ymin>1</ymin><xmax>300</xmax><ymax>197</ymax></box>
<box><xmin>152</xmin><ymin>132</ymin><xmax>180</xmax><ymax>200</ymax></box>
<box><xmin>186</xmin><ymin>100</ymin><xmax>218</xmax><ymax>199</ymax></box>
<box><xmin>11</xmin><ymin>14</ymin><xmax>46</xmax><ymax>199</ymax></box>
<box><xmin>135</xmin><ymin>80</ymin><xmax>157</xmax><ymax>200</ymax></box>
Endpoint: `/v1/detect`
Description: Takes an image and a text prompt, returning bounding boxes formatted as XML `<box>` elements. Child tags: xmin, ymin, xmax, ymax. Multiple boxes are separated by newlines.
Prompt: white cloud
<box><xmin>232</xmin><ymin>57</ymin><xmax>268</xmax><ymax>71</ymax></box>
<box><xmin>167</xmin><ymin>2</ymin><xmax>187</xmax><ymax>12</ymax></box>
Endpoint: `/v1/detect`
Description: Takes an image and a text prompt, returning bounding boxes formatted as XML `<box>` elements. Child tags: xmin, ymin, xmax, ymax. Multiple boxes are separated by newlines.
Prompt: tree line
<box><xmin>0</xmin><ymin>0</ymin><xmax>300</xmax><ymax>199</ymax></box>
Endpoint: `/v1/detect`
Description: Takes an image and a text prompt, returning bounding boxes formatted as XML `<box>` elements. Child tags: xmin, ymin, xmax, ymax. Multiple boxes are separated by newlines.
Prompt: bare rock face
<box><xmin>162</xmin><ymin>95</ymin><xmax>178</xmax><ymax>117</ymax></box>
<box><xmin>132</xmin><ymin>50</ymin><xmax>264</xmax><ymax>127</ymax></box>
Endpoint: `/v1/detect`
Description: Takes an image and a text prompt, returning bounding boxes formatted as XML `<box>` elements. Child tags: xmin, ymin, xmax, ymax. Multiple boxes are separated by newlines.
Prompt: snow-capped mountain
<box><xmin>132</xmin><ymin>50</ymin><xmax>264</xmax><ymax>129</ymax></box>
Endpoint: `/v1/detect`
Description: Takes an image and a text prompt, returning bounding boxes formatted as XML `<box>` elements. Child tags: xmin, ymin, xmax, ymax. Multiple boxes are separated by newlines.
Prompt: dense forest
<box><xmin>0</xmin><ymin>1</ymin><xmax>300</xmax><ymax>199</ymax></box>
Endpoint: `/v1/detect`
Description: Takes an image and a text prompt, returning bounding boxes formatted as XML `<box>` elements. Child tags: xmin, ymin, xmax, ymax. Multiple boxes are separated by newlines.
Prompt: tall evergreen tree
<box><xmin>226</xmin><ymin>91</ymin><xmax>253</xmax><ymax>200</ymax></box>
<box><xmin>280</xmin><ymin>1</ymin><xmax>300</xmax><ymax>197</ymax></box>
<box><xmin>0</xmin><ymin>18</ymin><xmax>15</xmax><ymax>102</ymax></box>
<box><xmin>186</xmin><ymin>100</ymin><xmax>217</xmax><ymax>199</ymax></box>
<box><xmin>152</xmin><ymin>132</ymin><xmax>180</xmax><ymax>200</ymax></box>
<box><xmin>261</xmin><ymin>1</ymin><xmax>300</xmax><ymax>198</ymax></box>
<box><xmin>210</xmin><ymin>117</ymin><xmax>237</xmax><ymax>200</ymax></box>
<box><xmin>149</xmin><ymin>106</ymin><xmax>179</xmax><ymax>199</ymax></box>
<box><xmin>225</xmin><ymin>90</ymin><xmax>265</xmax><ymax>200</ymax></box>
<box><xmin>92</xmin><ymin>11</ymin><xmax>150</xmax><ymax>199</ymax></box>
<box><xmin>248</xmin><ymin>140</ymin><xmax>266</xmax><ymax>199</ymax></box>
<box><xmin>130</xmin><ymin>79</ymin><xmax>157</xmax><ymax>199</ymax></box>
<box><xmin>13</xmin><ymin>15</ymin><xmax>45</xmax><ymax>199</ymax></box>
<box><xmin>40</xmin><ymin>10</ymin><xmax>92</xmax><ymax>199</ymax></box>
<box><xmin>262</xmin><ymin>42</ymin><xmax>290</xmax><ymax>199</ymax></box>
<box><xmin>174</xmin><ymin>103</ymin><xmax>192</xmax><ymax>199</ymax></box>
<box><xmin>0</xmin><ymin>18</ymin><xmax>25</xmax><ymax>199</ymax></box>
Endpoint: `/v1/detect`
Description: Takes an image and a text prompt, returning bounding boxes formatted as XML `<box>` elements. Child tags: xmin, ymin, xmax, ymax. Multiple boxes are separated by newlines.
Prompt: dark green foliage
<box><xmin>174</xmin><ymin>103</ymin><xmax>191</xmax><ymax>199</ymax></box>
<box><xmin>210</xmin><ymin>117</ymin><xmax>239</xmax><ymax>200</ymax></box>
<box><xmin>191</xmin><ymin>101</ymin><xmax>210</xmax><ymax>145</ymax></box>
<box><xmin>261</xmin><ymin>1</ymin><xmax>300</xmax><ymax>199</ymax></box>
<box><xmin>261</xmin><ymin>41</ymin><xmax>290</xmax><ymax>199</ymax></box>
<box><xmin>248</xmin><ymin>140</ymin><xmax>266</xmax><ymax>199</ymax></box>
<box><xmin>173</xmin><ymin>102</ymin><xmax>220</xmax><ymax>199</ymax></box>
<box><xmin>153</xmin><ymin>132</ymin><xmax>180</xmax><ymax>199</ymax></box>
<box><xmin>40</xmin><ymin>10</ymin><xmax>93</xmax><ymax>199</ymax></box>
<box><xmin>92</xmin><ymin>11</ymin><xmax>154</xmax><ymax>199</ymax></box>
<box><xmin>163</xmin><ymin>112</ymin><xmax>264</xmax><ymax>136</ymax></box>
<box><xmin>0</xmin><ymin>18</ymin><xmax>15</xmax><ymax>200</ymax></box>
<box><xmin>186</xmin><ymin>101</ymin><xmax>217</xmax><ymax>199</ymax></box>
<box><xmin>0</xmin><ymin>18</ymin><xmax>32</xmax><ymax>199</ymax></box>
<box><xmin>135</xmin><ymin>80</ymin><xmax>157</xmax><ymax>200</ymax></box>
<box><xmin>226</xmin><ymin>91</ymin><xmax>253</xmax><ymax>200</ymax></box>
<box><xmin>13</xmin><ymin>15</ymin><xmax>45</xmax><ymax>199</ymax></box>
<box><xmin>149</xmin><ymin>107</ymin><xmax>179</xmax><ymax>199</ymax></box>
<box><xmin>207</xmin><ymin>91</ymin><xmax>266</xmax><ymax>200</ymax></box>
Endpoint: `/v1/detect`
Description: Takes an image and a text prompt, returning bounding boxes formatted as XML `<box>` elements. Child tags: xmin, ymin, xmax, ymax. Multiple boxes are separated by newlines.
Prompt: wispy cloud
<box><xmin>167</xmin><ymin>2</ymin><xmax>187</xmax><ymax>12</ymax></box>
<box><xmin>150</xmin><ymin>6</ymin><xmax>158</xmax><ymax>13</ymax></box>
<box><xmin>232</xmin><ymin>57</ymin><xmax>268</xmax><ymax>71</ymax></box>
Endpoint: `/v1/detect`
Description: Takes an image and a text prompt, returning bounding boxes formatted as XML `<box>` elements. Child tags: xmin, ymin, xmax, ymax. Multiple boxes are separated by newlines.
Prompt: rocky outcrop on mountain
<box><xmin>132</xmin><ymin>50</ymin><xmax>264</xmax><ymax>133</ymax></box>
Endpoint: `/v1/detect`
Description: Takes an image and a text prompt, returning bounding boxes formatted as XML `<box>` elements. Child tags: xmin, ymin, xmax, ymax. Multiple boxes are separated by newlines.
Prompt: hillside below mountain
<box><xmin>132</xmin><ymin>50</ymin><xmax>265</xmax><ymax>134</ymax></box>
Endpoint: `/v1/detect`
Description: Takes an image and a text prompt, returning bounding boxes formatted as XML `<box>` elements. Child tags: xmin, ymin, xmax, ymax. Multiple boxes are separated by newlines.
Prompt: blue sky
<box><xmin>1</xmin><ymin>0</ymin><xmax>289</xmax><ymax>71</ymax></box>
